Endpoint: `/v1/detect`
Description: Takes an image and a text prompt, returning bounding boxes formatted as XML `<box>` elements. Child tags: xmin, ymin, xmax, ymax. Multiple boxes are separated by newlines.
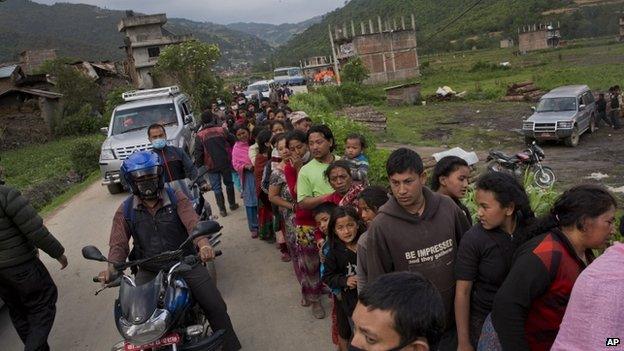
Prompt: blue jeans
<box><xmin>245</xmin><ymin>206</ymin><xmax>259</xmax><ymax>232</ymax></box>
<box><xmin>207</xmin><ymin>169</ymin><xmax>234</xmax><ymax>196</ymax></box>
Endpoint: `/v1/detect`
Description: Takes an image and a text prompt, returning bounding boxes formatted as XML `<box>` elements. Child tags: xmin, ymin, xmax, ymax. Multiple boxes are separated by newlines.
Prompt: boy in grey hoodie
<box><xmin>366</xmin><ymin>148</ymin><xmax>470</xmax><ymax>350</ymax></box>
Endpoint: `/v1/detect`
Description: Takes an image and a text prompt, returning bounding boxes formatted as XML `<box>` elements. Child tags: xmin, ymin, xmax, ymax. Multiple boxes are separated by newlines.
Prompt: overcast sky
<box><xmin>34</xmin><ymin>0</ymin><xmax>345</xmax><ymax>24</ymax></box>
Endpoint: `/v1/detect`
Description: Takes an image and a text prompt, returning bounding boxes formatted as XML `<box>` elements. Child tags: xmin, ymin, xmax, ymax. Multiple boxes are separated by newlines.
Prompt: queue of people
<box><xmin>0</xmin><ymin>89</ymin><xmax>622</xmax><ymax>351</ymax></box>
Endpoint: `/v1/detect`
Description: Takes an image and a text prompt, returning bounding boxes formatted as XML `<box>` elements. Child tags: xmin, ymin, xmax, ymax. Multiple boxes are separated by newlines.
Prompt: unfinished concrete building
<box><xmin>19</xmin><ymin>49</ymin><xmax>57</xmax><ymax>74</ymax></box>
<box><xmin>518</xmin><ymin>24</ymin><xmax>561</xmax><ymax>54</ymax></box>
<box><xmin>118</xmin><ymin>12</ymin><xmax>192</xmax><ymax>89</ymax></box>
<box><xmin>330</xmin><ymin>15</ymin><xmax>420</xmax><ymax>85</ymax></box>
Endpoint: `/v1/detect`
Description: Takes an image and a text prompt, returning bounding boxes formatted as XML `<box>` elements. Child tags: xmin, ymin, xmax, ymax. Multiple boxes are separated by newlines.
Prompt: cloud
<box><xmin>33</xmin><ymin>0</ymin><xmax>344</xmax><ymax>24</ymax></box>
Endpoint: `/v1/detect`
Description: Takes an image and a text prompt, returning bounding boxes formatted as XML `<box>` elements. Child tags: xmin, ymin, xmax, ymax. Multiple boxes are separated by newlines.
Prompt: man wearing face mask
<box><xmin>147</xmin><ymin>124</ymin><xmax>208</xmax><ymax>201</ymax></box>
<box><xmin>101</xmin><ymin>151</ymin><xmax>241</xmax><ymax>350</ymax></box>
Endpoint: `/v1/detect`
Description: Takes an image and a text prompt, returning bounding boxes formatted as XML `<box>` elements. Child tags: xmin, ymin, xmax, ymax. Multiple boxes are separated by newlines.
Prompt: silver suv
<box><xmin>99</xmin><ymin>86</ymin><xmax>195</xmax><ymax>194</ymax></box>
<box><xmin>522</xmin><ymin>85</ymin><xmax>596</xmax><ymax>147</ymax></box>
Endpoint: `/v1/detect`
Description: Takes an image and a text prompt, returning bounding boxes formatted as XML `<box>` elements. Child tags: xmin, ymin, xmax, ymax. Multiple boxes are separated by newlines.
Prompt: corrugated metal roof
<box><xmin>0</xmin><ymin>64</ymin><xmax>18</xmax><ymax>79</ymax></box>
<box><xmin>0</xmin><ymin>87</ymin><xmax>63</xmax><ymax>99</ymax></box>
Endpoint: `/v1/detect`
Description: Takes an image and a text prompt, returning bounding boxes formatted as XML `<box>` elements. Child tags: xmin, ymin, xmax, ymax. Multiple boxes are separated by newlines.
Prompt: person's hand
<box><xmin>200</xmin><ymin>183</ymin><xmax>211</xmax><ymax>192</ymax></box>
<box><xmin>97</xmin><ymin>269</ymin><xmax>111</xmax><ymax>285</ymax></box>
<box><xmin>290</xmin><ymin>153</ymin><xmax>303</xmax><ymax>169</ymax></box>
<box><xmin>316</xmin><ymin>238</ymin><xmax>325</xmax><ymax>251</ymax></box>
<box><xmin>347</xmin><ymin>275</ymin><xmax>357</xmax><ymax>289</ymax></box>
<box><xmin>57</xmin><ymin>255</ymin><xmax>68</xmax><ymax>270</ymax></box>
<box><xmin>457</xmin><ymin>343</ymin><xmax>476</xmax><ymax>351</ymax></box>
<box><xmin>199</xmin><ymin>245</ymin><xmax>215</xmax><ymax>262</ymax></box>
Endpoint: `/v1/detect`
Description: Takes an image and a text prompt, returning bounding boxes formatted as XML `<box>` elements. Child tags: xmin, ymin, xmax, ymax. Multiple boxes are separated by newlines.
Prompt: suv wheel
<box><xmin>588</xmin><ymin>115</ymin><xmax>597</xmax><ymax>133</ymax></box>
<box><xmin>107</xmin><ymin>183</ymin><xmax>124</xmax><ymax>194</ymax></box>
<box><xmin>564</xmin><ymin>126</ymin><xmax>580</xmax><ymax>147</ymax></box>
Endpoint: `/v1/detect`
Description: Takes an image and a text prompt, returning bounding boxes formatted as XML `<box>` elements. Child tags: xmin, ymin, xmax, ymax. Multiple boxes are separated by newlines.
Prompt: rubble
<box><xmin>502</xmin><ymin>81</ymin><xmax>546</xmax><ymax>102</ymax></box>
<box><xmin>338</xmin><ymin>106</ymin><xmax>387</xmax><ymax>132</ymax></box>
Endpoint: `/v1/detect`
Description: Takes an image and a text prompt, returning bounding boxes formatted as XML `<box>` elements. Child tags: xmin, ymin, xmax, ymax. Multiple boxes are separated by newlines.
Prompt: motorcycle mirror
<box><xmin>82</xmin><ymin>246</ymin><xmax>108</xmax><ymax>262</ymax></box>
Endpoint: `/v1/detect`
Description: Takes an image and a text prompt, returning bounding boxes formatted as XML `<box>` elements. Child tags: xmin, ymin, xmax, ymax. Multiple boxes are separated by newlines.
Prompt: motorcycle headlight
<box><xmin>557</xmin><ymin>121</ymin><xmax>573</xmax><ymax>129</ymax></box>
<box><xmin>118</xmin><ymin>309</ymin><xmax>170</xmax><ymax>345</ymax></box>
<box><xmin>100</xmin><ymin>148</ymin><xmax>116</xmax><ymax>160</ymax></box>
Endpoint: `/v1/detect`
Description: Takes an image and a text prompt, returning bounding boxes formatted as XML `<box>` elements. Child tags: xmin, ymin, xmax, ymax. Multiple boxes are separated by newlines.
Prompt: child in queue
<box><xmin>355</xmin><ymin>186</ymin><xmax>389</xmax><ymax>293</ymax></box>
<box><xmin>231</xmin><ymin>125</ymin><xmax>259</xmax><ymax>238</ymax></box>
<box><xmin>431</xmin><ymin>155</ymin><xmax>473</xmax><ymax>225</ymax></box>
<box><xmin>343</xmin><ymin>134</ymin><xmax>369</xmax><ymax>185</ymax></box>
<box><xmin>322</xmin><ymin>206</ymin><xmax>365</xmax><ymax>349</ymax></box>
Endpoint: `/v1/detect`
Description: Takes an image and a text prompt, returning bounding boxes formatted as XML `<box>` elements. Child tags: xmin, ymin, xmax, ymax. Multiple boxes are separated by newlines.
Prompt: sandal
<box><xmin>311</xmin><ymin>301</ymin><xmax>325</xmax><ymax>319</ymax></box>
<box><xmin>300</xmin><ymin>297</ymin><xmax>310</xmax><ymax>307</ymax></box>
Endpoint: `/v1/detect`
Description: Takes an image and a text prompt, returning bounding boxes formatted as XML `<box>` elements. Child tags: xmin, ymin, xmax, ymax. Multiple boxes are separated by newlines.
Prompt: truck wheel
<box><xmin>107</xmin><ymin>183</ymin><xmax>124</xmax><ymax>194</ymax></box>
<box><xmin>564</xmin><ymin>126</ymin><xmax>580</xmax><ymax>147</ymax></box>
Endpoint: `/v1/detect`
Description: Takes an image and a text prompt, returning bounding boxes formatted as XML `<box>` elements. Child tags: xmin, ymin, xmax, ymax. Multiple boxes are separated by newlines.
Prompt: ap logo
<box><xmin>606</xmin><ymin>338</ymin><xmax>621</xmax><ymax>347</ymax></box>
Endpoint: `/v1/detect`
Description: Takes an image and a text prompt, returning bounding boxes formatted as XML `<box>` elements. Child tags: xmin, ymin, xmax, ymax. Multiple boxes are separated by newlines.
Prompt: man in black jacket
<box><xmin>0</xmin><ymin>180</ymin><xmax>68</xmax><ymax>351</ymax></box>
<box><xmin>194</xmin><ymin>111</ymin><xmax>239</xmax><ymax>217</ymax></box>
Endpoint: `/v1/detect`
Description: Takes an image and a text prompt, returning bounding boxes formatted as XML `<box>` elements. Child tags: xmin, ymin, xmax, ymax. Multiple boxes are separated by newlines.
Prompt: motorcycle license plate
<box><xmin>124</xmin><ymin>333</ymin><xmax>181</xmax><ymax>351</ymax></box>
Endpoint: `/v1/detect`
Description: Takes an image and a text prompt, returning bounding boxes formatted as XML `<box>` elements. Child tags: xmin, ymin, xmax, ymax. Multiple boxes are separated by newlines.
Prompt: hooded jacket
<box><xmin>366</xmin><ymin>187</ymin><xmax>471</xmax><ymax>329</ymax></box>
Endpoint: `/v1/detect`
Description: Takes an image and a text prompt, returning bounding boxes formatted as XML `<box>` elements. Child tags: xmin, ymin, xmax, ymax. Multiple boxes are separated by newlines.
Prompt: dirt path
<box><xmin>0</xmin><ymin>183</ymin><xmax>332</xmax><ymax>350</ymax></box>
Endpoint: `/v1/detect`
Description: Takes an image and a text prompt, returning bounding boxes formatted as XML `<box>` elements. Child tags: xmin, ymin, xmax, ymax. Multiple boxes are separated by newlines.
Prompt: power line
<box><xmin>420</xmin><ymin>0</ymin><xmax>486</xmax><ymax>45</ymax></box>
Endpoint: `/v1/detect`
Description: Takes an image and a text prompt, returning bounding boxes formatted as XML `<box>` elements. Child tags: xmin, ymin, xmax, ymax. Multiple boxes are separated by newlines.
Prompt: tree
<box><xmin>341</xmin><ymin>57</ymin><xmax>369</xmax><ymax>84</ymax></box>
<box><xmin>155</xmin><ymin>40</ymin><xmax>225</xmax><ymax>113</ymax></box>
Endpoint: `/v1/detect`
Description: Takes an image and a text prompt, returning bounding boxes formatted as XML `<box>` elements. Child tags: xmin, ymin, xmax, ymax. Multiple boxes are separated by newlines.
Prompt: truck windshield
<box><xmin>274</xmin><ymin>69</ymin><xmax>289</xmax><ymax>76</ymax></box>
<box><xmin>536</xmin><ymin>97</ymin><xmax>577</xmax><ymax>112</ymax></box>
<box><xmin>112</xmin><ymin>103</ymin><xmax>177</xmax><ymax>135</ymax></box>
<box><xmin>288</xmin><ymin>68</ymin><xmax>302</xmax><ymax>76</ymax></box>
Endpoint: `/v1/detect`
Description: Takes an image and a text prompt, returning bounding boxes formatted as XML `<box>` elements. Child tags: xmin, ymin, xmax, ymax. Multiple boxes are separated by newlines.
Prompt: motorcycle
<box><xmin>83</xmin><ymin>221</ymin><xmax>224</xmax><ymax>351</ymax></box>
<box><xmin>487</xmin><ymin>141</ymin><xmax>556</xmax><ymax>188</ymax></box>
<box><xmin>190</xmin><ymin>167</ymin><xmax>213</xmax><ymax>222</ymax></box>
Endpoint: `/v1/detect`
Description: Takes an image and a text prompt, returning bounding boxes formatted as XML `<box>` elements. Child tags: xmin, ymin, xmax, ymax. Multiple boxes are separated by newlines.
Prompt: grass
<box><xmin>39</xmin><ymin>171</ymin><xmax>100</xmax><ymax>217</ymax></box>
<box><xmin>2</xmin><ymin>134</ymin><xmax>103</xmax><ymax>191</ymax></box>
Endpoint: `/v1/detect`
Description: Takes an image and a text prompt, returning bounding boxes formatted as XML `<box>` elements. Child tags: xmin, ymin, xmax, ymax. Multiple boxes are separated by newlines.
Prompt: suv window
<box><xmin>582</xmin><ymin>92</ymin><xmax>594</xmax><ymax>105</ymax></box>
<box><xmin>181</xmin><ymin>101</ymin><xmax>190</xmax><ymax>116</ymax></box>
<box><xmin>112</xmin><ymin>103</ymin><xmax>177</xmax><ymax>135</ymax></box>
<box><xmin>537</xmin><ymin>97</ymin><xmax>577</xmax><ymax>112</ymax></box>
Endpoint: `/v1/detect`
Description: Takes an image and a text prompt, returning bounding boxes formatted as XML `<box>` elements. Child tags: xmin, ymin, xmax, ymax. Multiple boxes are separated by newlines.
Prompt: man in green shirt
<box><xmin>297</xmin><ymin>124</ymin><xmax>339</xmax><ymax>208</ymax></box>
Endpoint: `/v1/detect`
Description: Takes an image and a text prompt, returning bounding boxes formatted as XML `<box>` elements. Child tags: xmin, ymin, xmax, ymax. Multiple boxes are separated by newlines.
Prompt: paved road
<box><xmin>0</xmin><ymin>183</ymin><xmax>332</xmax><ymax>350</ymax></box>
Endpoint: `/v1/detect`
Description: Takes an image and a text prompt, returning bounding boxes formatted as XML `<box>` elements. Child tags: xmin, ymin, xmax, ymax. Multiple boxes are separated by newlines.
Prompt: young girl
<box><xmin>254</xmin><ymin>129</ymin><xmax>276</xmax><ymax>241</ymax></box>
<box><xmin>343</xmin><ymin>133</ymin><xmax>369</xmax><ymax>185</ymax></box>
<box><xmin>322</xmin><ymin>206</ymin><xmax>365</xmax><ymax>347</ymax></box>
<box><xmin>455</xmin><ymin>171</ymin><xmax>535</xmax><ymax>350</ymax></box>
<box><xmin>231</xmin><ymin>125</ymin><xmax>259</xmax><ymax>238</ymax></box>
<box><xmin>431</xmin><ymin>156</ymin><xmax>473</xmax><ymax>225</ymax></box>
<box><xmin>355</xmin><ymin>186</ymin><xmax>389</xmax><ymax>293</ymax></box>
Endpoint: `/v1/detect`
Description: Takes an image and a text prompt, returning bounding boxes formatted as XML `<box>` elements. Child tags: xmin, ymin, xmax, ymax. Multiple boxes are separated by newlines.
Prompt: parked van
<box><xmin>99</xmin><ymin>86</ymin><xmax>195</xmax><ymax>194</ymax></box>
<box><xmin>522</xmin><ymin>85</ymin><xmax>596</xmax><ymax>147</ymax></box>
<box><xmin>273</xmin><ymin>67</ymin><xmax>306</xmax><ymax>86</ymax></box>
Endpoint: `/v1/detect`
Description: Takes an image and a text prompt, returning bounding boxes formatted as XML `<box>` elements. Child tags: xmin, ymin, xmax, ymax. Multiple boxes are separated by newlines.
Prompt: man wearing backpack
<box><xmin>99</xmin><ymin>151</ymin><xmax>241</xmax><ymax>351</ymax></box>
<box><xmin>609</xmin><ymin>86</ymin><xmax>622</xmax><ymax>130</ymax></box>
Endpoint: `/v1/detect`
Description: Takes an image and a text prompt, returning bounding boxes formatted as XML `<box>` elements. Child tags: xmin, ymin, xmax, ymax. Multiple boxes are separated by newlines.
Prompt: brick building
<box><xmin>19</xmin><ymin>49</ymin><xmax>57</xmax><ymax>74</ymax></box>
<box><xmin>518</xmin><ymin>24</ymin><xmax>561</xmax><ymax>54</ymax></box>
<box><xmin>118</xmin><ymin>11</ymin><xmax>192</xmax><ymax>89</ymax></box>
<box><xmin>330</xmin><ymin>15</ymin><xmax>420</xmax><ymax>85</ymax></box>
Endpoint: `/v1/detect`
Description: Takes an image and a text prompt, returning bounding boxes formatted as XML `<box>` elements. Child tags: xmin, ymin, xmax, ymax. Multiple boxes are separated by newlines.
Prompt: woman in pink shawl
<box><xmin>552</xmin><ymin>242</ymin><xmax>624</xmax><ymax>351</ymax></box>
<box><xmin>231</xmin><ymin>125</ymin><xmax>259</xmax><ymax>238</ymax></box>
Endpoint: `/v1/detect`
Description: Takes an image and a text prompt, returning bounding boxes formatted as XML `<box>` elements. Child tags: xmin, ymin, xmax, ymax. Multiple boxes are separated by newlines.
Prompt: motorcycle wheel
<box><xmin>534</xmin><ymin>167</ymin><xmax>555</xmax><ymax>188</ymax></box>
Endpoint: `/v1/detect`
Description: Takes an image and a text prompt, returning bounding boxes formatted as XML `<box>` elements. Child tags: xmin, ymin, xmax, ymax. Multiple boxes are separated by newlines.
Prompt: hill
<box><xmin>226</xmin><ymin>16</ymin><xmax>323</xmax><ymax>47</ymax></box>
<box><xmin>275</xmin><ymin>0</ymin><xmax>623</xmax><ymax>65</ymax></box>
<box><xmin>0</xmin><ymin>0</ymin><xmax>273</xmax><ymax>67</ymax></box>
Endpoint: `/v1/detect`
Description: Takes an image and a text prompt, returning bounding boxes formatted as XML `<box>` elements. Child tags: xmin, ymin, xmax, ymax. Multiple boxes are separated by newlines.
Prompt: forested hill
<box><xmin>274</xmin><ymin>0</ymin><xmax>623</xmax><ymax>65</ymax></box>
<box><xmin>0</xmin><ymin>0</ymin><xmax>273</xmax><ymax>67</ymax></box>
<box><xmin>226</xmin><ymin>16</ymin><xmax>323</xmax><ymax>47</ymax></box>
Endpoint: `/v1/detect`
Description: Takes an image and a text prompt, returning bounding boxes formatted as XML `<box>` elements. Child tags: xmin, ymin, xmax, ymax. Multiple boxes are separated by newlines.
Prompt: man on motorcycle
<box><xmin>99</xmin><ymin>151</ymin><xmax>241</xmax><ymax>351</ymax></box>
<box><xmin>147</xmin><ymin>123</ymin><xmax>210</xmax><ymax>203</ymax></box>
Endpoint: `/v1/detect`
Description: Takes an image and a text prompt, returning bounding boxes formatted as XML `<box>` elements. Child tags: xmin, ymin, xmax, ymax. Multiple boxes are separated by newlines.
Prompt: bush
<box><xmin>341</xmin><ymin>57</ymin><xmax>370</xmax><ymax>84</ymax></box>
<box><xmin>54</xmin><ymin>104</ymin><xmax>107</xmax><ymax>136</ymax></box>
<box><xmin>70</xmin><ymin>139</ymin><xmax>101</xmax><ymax>177</ymax></box>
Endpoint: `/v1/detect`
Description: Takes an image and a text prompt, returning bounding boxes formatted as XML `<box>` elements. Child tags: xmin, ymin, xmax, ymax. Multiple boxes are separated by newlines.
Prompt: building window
<box><xmin>147</xmin><ymin>47</ymin><xmax>160</xmax><ymax>59</ymax></box>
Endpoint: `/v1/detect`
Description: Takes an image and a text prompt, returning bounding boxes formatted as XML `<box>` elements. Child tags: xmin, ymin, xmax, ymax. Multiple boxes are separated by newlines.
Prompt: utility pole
<box><xmin>328</xmin><ymin>24</ymin><xmax>341</xmax><ymax>85</ymax></box>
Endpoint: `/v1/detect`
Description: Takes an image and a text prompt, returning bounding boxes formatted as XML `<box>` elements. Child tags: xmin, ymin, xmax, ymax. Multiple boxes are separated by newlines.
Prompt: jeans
<box><xmin>611</xmin><ymin>110</ymin><xmax>622</xmax><ymax>129</ymax></box>
<box><xmin>207</xmin><ymin>169</ymin><xmax>234</xmax><ymax>196</ymax></box>
<box><xmin>0</xmin><ymin>259</ymin><xmax>58</xmax><ymax>351</ymax></box>
<box><xmin>597</xmin><ymin>110</ymin><xmax>611</xmax><ymax>127</ymax></box>
<box><xmin>245</xmin><ymin>206</ymin><xmax>259</xmax><ymax>232</ymax></box>
<box><xmin>136</xmin><ymin>265</ymin><xmax>241</xmax><ymax>351</ymax></box>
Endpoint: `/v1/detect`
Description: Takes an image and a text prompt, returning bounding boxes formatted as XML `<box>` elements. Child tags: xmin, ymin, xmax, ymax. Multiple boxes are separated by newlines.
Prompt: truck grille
<box><xmin>534</xmin><ymin>123</ymin><xmax>556</xmax><ymax>133</ymax></box>
<box><xmin>115</xmin><ymin>144</ymin><xmax>152</xmax><ymax>160</ymax></box>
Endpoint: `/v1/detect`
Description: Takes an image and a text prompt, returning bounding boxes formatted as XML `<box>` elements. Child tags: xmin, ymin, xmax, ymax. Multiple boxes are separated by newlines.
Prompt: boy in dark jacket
<box><xmin>366</xmin><ymin>148</ymin><xmax>470</xmax><ymax>351</ymax></box>
<box><xmin>0</xmin><ymin>181</ymin><xmax>67</xmax><ymax>351</ymax></box>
